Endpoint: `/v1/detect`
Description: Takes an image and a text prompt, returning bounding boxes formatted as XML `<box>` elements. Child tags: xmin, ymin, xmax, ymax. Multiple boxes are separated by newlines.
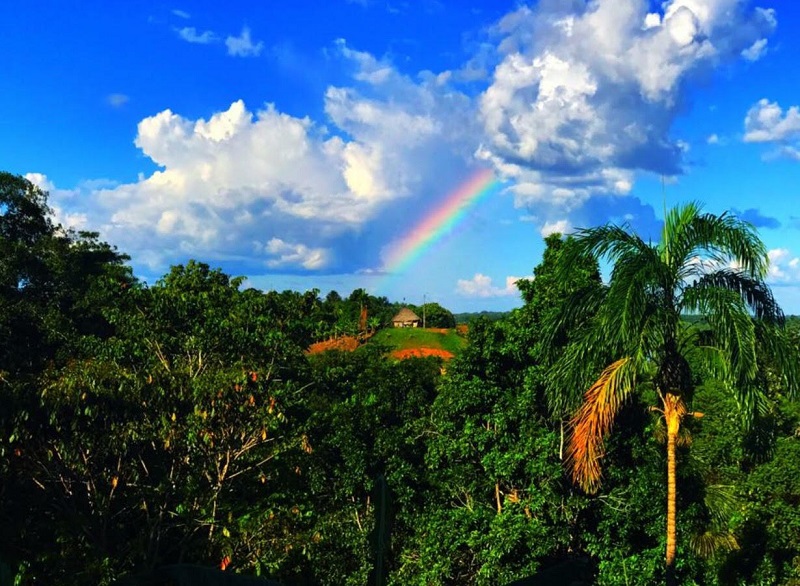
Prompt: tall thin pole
<box><xmin>422</xmin><ymin>293</ymin><xmax>426</xmax><ymax>329</ymax></box>
<box><xmin>662</xmin><ymin>174</ymin><xmax>669</xmax><ymax>264</ymax></box>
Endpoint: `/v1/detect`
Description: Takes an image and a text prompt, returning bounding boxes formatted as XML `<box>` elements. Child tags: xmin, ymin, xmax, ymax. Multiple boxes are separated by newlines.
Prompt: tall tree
<box><xmin>0</xmin><ymin>173</ymin><xmax>132</xmax><ymax>376</ymax></box>
<box><xmin>545</xmin><ymin>203</ymin><xmax>799</xmax><ymax>583</ymax></box>
<box><xmin>1</xmin><ymin>172</ymin><xmax>57</xmax><ymax>376</ymax></box>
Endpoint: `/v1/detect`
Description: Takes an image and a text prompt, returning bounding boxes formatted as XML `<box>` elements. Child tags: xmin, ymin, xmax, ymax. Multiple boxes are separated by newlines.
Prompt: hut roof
<box><xmin>392</xmin><ymin>307</ymin><xmax>421</xmax><ymax>322</ymax></box>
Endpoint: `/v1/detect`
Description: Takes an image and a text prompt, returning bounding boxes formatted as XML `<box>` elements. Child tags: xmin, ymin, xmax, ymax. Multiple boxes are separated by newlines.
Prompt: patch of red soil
<box><xmin>456</xmin><ymin>324</ymin><xmax>469</xmax><ymax>336</ymax></box>
<box><xmin>427</xmin><ymin>328</ymin><xmax>451</xmax><ymax>334</ymax></box>
<box><xmin>390</xmin><ymin>348</ymin><xmax>455</xmax><ymax>360</ymax></box>
<box><xmin>306</xmin><ymin>336</ymin><xmax>360</xmax><ymax>355</ymax></box>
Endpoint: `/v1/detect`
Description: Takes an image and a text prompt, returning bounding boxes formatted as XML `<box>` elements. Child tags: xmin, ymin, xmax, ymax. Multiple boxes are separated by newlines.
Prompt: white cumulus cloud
<box><xmin>455</xmin><ymin>273</ymin><xmax>529</xmax><ymax>298</ymax></box>
<box><xmin>262</xmin><ymin>238</ymin><xmax>331</xmax><ymax>270</ymax></box>
<box><xmin>540</xmin><ymin>219</ymin><xmax>571</xmax><ymax>237</ymax></box>
<box><xmin>767</xmin><ymin>248</ymin><xmax>800</xmax><ymax>282</ymax></box>
<box><xmin>744</xmin><ymin>99</ymin><xmax>800</xmax><ymax>143</ymax></box>
<box><xmin>25</xmin><ymin>173</ymin><xmax>90</xmax><ymax>231</ymax></box>
<box><xmin>29</xmin><ymin>44</ymin><xmax>480</xmax><ymax>276</ymax></box>
<box><xmin>226</xmin><ymin>27</ymin><xmax>264</xmax><ymax>57</ymax></box>
<box><xmin>478</xmin><ymin>0</ymin><xmax>776</xmax><ymax>208</ymax></box>
<box><xmin>744</xmin><ymin>99</ymin><xmax>800</xmax><ymax>162</ymax></box>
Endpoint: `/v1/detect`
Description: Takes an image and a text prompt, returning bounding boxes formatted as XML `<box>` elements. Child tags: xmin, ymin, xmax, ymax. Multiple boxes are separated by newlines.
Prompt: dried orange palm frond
<box><xmin>567</xmin><ymin>357</ymin><xmax>634</xmax><ymax>493</ymax></box>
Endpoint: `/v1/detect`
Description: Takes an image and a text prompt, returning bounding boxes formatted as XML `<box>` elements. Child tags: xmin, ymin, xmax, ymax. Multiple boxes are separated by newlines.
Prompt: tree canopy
<box><xmin>1</xmin><ymin>178</ymin><xmax>798</xmax><ymax>585</ymax></box>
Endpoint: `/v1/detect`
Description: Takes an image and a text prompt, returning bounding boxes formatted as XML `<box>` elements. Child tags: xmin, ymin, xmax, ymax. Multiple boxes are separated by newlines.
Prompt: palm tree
<box><xmin>545</xmin><ymin>203</ymin><xmax>798</xmax><ymax>583</ymax></box>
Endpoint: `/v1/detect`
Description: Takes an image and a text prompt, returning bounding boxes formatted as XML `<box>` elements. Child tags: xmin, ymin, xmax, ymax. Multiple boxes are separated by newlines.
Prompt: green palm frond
<box><xmin>692</xmin><ymin>484</ymin><xmax>741</xmax><ymax>559</ymax></box>
<box><xmin>603</xmin><ymin>248</ymin><xmax>670</xmax><ymax>352</ymax></box>
<box><xmin>682</xmin><ymin>285</ymin><xmax>758</xmax><ymax>386</ymax></box>
<box><xmin>546</xmin><ymin>332</ymin><xmax>611</xmax><ymax>416</ymax></box>
<box><xmin>541</xmin><ymin>283</ymin><xmax>606</xmax><ymax>363</ymax></box>
<box><xmin>687</xmin><ymin>343</ymin><xmax>731</xmax><ymax>383</ymax></box>
<box><xmin>710</xmin><ymin>380</ymin><xmax>769</xmax><ymax>430</ymax></box>
<box><xmin>683</xmin><ymin>269</ymin><xmax>784</xmax><ymax>324</ymax></box>
<box><xmin>562</xmin><ymin>224</ymin><xmax>653</xmax><ymax>269</ymax></box>
<box><xmin>661</xmin><ymin>203</ymin><xmax>768</xmax><ymax>279</ymax></box>
<box><xmin>704</xmin><ymin>484</ymin><xmax>740</xmax><ymax>524</ymax></box>
<box><xmin>691</xmin><ymin>530</ymin><xmax>739</xmax><ymax>559</ymax></box>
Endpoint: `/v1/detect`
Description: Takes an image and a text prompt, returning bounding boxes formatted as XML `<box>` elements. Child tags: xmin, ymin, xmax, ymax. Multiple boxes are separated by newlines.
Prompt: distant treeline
<box><xmin>454</xmin><ymin>310</ymin><xmax>510</xmax><ymax>324</ymax></box>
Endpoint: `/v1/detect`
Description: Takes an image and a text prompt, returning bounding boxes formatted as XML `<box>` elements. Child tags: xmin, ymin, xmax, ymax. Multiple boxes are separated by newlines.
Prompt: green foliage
<box><xmin>692</xmin><ymin>381</ymin><xmax>800</xmax><ymax>585</ymax></box>
<box><xmin>408</xmin><ymin>302</ymin><xmax>456</xmax><ymax>328</ymax></box>
<box><xmin>2</xmin><ymin>260</ymin><xmax>312</xmax><ymax>584</ymax></box>
<box><xmin>395</xmin><ymin>315</ymin><xmax>580</xmax><ymax>585</ymax></box>
<box><xmin>0</xmin><ymin>173</ymin><xmax>133</xmax><ymax>378</ymax></box>
<box><xmin>298</xmin><ymin>347</ymin><xmax>441</xmax><ymax>585</ymax></box>
<box><xmin>314</xmin><ymin>288</ymin><xmax>396</xmax><ymax>339</ymax></box>
<box><xmin>390</xmin><ymin>242</ymin><xmax>599</xmax><ymax>583</ymax></box>
<box><xmin>2</xmin><ymin>178</ymin><xmax>799</xmax><ymax>586</ymax></box>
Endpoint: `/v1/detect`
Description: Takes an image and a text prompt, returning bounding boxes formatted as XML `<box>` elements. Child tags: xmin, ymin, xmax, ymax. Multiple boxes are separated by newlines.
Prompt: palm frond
<box><xmin>567</xmin><ymin>357</ymin><xmax>635</xmax><ymax>493</ymax></box>
<box><xmin>689</xmin><ymin>344</ymin><xmax>731</xmax><ymax>383</ymax></box>
<box><xmin>662</xmin><ymin>204</ymin><xmax>768</xmax><ymax>280</ymax></box>
<box><xmin>561</xmin><ymin>224</ymin><xmax>652</xmax><ymax>269</ymax></box>
<box><xmin>691</xmin><ymin>530</ymin><xmax>739</xmax><ymax>559</ymax></box>
<box><xmin>542</xmin><ymin>282</ymin><xmax>613</xmax><ymax>418</ymax></box>
<box><xmin>682</xmin><ymin>285</ymin><xmax>758</xmax><ymax>386</ymax></box>
<box><xmin>541</xmin><ymin>283</ymin><xmax>606</xmax><ymax>363</ymax></box>
<box><xmin>546</xmin><ymin>331</ymin><xmax>612</xmax><ymax>416</ymax></box>
<box><xmin>692</xmin><ymin>485</ymin><xmax>741</xmax><ymax>558</ymax></box>
<box><xmin>608</xmin><ymin>246</ymin><xmax>671</xmax><ymax>320</ymax></box>
<box><xmin>683</xmin><ymin>269</ymin><xmax>783</xmax><ymax>324</ymax></box>
<box><xmin>712</xmin><ymin>380</ymin><xmax>769</xmax><ymax>430</ymax></box>
<box><xmin>603</xmin><ymin>247</ymin><xmax>670</xmax><ymax>353</ymax></box>
<box><xmin>704</xmin><ymin>484</ymin><xmax>741</xmax><ymax>524</ymax></box>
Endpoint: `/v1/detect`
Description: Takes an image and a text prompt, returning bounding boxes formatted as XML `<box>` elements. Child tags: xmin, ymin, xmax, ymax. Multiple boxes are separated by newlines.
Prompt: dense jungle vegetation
<box><xmin>1</xmin><ymin>172</ymin><xmax>799</xmax><ymax>585</ymax></box>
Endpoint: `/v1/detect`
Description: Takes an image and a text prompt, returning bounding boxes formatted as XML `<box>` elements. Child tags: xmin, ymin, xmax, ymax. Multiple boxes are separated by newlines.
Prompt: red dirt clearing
<box><xmin>390</xmin><ymin>348</ymin><xmax>455</xmax><ymax>360</ymax></box>
<box><xmin>306</xmin><ymin>336</ymin><xmax>360</xmax><ymax>355</ymax></box>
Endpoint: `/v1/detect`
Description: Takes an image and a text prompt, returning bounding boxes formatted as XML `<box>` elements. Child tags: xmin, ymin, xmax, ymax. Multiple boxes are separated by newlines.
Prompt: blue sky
<box><xmin>5</xmin><ymin>0</ymin><xmax>800</xmax><ymax>312</ymax></box>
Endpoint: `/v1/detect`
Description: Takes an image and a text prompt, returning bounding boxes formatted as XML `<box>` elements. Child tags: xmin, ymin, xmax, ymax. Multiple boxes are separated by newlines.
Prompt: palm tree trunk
<box><xmin>666</xmin><ymin>421</ymin><xmax>677</xmax><ymax>584</ymax></box>
<box><xmin>664</xmin><ymin>393</ymin><xmax>684</xmax><ymax>586</ymax></box>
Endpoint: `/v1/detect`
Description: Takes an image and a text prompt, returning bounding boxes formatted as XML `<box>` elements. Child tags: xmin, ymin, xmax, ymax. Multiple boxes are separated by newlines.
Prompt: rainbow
<box><xmin>382</xmin><ymin>167</ymin><xmax>501</xmax><ymax>273</ymax></box>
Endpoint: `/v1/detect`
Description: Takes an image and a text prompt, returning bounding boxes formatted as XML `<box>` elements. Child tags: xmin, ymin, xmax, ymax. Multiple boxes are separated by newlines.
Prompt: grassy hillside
<box><xmin>370</xmin><ymin>327</ymin><xmax>467</xmax><ymax>357</ymax></box>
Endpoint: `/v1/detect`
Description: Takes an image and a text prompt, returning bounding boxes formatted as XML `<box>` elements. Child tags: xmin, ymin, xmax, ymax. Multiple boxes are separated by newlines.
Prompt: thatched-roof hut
<box><xmin>392</xmin><ymin>307</ymin><xmax>421</xmax><ymax>328</ymax></box>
